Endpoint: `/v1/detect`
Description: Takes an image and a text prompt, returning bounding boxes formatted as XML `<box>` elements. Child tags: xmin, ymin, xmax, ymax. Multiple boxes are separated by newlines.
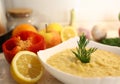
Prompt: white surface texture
<box><xmin>0</xmin><ymin>53</ymin><xmax>63</xmax><ymax>84</ymax></box>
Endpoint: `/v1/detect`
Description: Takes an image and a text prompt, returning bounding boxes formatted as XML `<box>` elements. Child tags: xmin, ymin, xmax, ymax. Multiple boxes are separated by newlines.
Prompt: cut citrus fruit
<box><xmin>10</xmin><ymin>51</ymin><xmax>43</xmax><ymax>84</ymax></box>
<box><xmin>61</xmin><ymin>26</ymin><xmax>77</xmax><ymax>42</ymax></box>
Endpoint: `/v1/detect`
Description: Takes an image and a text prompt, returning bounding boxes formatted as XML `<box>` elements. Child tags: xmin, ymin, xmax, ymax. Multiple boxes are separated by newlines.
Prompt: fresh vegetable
<box><xmin>91</xmin><ymin>25</ymin><xmax>107</xmax><ymax>41</ymax></box>
<box><xmin>77</xmin><ymin>28</ymin><xmax>90</xmax><ymax>39</ymax></box>
<box><xmin>61</xmin><ymin>9</ymin><xmax>77</xmax><ymax>42</ymax></box>
<box><xmin>2</xmin><ymin>31</ymin><xmax>46</xmax><ymax>63</ymax></box>
<box><xmin>119</xmin><ymin>28</ymin><xmax>120</xmax><ymax>37</ymax></box>
<box><xmin>100</xmin><ymin>38</ymin><xmax>120</xmax><ymax>47</ymax></box>
<box><xmin>0</xmin><ymin>30</ymin><xmax>12</xmax><ymax>52</ymax></box>
<box><xmin>72</xmin><ymin>34</ymin><xmax>97</xmax><ymax>63</ymax></box>
<box><xmin>118</xmin><ymin>12</ymin><xmax>120</xmax><ymax>21</ymax></box>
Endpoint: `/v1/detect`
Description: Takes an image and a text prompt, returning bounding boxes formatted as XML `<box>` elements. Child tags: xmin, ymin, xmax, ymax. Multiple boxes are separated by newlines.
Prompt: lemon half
<box><xmin>61</xmin><ymin>26</ymin><xmax>77</xmax><ymax>42</ymax></box>
<box><xmin>10</xmin><ymin>51</ymin><xmax>43</xmax><ymax>84</ymax></box>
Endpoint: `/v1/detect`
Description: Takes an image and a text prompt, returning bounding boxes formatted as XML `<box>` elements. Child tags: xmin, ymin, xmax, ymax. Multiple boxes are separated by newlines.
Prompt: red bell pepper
<box><xmin>2</xmin><ymin>31</ymin><xmax>46</xmax><ymax>63</ymax></box>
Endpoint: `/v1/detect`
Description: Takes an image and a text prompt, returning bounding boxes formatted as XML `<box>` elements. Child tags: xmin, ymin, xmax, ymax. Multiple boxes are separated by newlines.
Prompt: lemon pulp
<box><xmin>10</xmin><ymin>51</ymin><xmax>43</xmax><ymax>84</ymax></box>
<box><xmin>61</xmin><ymin>26</ymin><xmax>76</xmax><ymax>42</ymax></box>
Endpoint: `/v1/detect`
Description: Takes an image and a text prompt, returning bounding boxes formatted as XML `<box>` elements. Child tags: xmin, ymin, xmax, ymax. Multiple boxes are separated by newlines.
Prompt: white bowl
<box><xmin>37</xmin><ymin>37</ymin><xmax>120</xmax><ymax>84</ymax></box>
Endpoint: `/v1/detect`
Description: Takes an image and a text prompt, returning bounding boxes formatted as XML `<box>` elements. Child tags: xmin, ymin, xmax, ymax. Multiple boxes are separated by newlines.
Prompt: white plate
<box><xmin>37</xmin><ymin>36</ymin><xmax>120</xmax><ymax>84</ymax></box>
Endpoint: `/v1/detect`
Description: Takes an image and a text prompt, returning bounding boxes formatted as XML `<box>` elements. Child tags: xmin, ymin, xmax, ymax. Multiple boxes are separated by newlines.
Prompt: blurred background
<box><xmin>1</xmin><ymin>0</ymin><xmax>120</xmax><ymax>31</ymax></box>
<box><xmin>0</xmin><ymin>0</ymin><xmax>120</xmax><ymax>83</ymax></box>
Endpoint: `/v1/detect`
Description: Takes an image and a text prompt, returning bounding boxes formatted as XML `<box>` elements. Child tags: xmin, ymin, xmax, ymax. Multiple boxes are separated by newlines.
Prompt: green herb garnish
<box><xmin>72</xmin><ymin>34</ymin><xmax>97</xmax><ymax>63</ymax></box>
<box><xmin>100</xmin><ymin>38</ymin><xmax>120</xmax><ymax>47</ymax></box>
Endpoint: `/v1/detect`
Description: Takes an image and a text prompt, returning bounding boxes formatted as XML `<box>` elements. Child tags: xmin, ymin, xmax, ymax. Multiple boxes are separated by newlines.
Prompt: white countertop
<box><xmin>0</xmin><ymin>53</ymin><xmax>63</xmax><ymax>84</ymax></box>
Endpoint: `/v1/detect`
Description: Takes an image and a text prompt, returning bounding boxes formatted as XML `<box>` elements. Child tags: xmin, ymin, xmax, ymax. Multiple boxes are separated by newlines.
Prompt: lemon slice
<box><xmin>61</xmin><ymin>26</ymin><xmax>77</xmax><ymax>42</ymax></box>
<box><xmin>10</xmin><ymin>51</ymin><xmax>43</xmax><ymax>84</ymax></box>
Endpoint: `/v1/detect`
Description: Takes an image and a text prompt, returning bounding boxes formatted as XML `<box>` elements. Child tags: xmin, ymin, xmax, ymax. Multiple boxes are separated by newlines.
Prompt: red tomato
<box><xmin>2</xmin><ymin>31</ymin><xmax>46</xmax><ymax>63</ymax></box>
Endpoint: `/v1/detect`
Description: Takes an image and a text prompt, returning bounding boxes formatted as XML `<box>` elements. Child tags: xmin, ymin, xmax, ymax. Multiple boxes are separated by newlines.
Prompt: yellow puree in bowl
<box><xmin>47</xmin><ymin>48</ymin><xmax>120</xmax><ymax>77</ymax></box>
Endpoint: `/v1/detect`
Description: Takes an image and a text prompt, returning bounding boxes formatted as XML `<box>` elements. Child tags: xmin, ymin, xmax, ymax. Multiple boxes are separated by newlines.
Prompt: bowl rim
<box><xmin>37</xmin><ymin>36</ymin><xmax>120</xmax><ymax>83</ymax></box>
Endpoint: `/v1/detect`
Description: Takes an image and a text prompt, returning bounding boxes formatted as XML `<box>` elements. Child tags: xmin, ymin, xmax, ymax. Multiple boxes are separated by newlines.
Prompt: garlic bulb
<box><xmin>91</xmin><ymin>25</ymin><xmax>107</xmax><ymax>41</ymax></box>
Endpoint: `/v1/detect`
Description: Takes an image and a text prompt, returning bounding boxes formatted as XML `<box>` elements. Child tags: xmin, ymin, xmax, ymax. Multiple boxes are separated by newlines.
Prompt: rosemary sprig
<box><xmin>72</xmin><ymin>34</ymin><xmax>97</xmax><ymax>63</ymax></box>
